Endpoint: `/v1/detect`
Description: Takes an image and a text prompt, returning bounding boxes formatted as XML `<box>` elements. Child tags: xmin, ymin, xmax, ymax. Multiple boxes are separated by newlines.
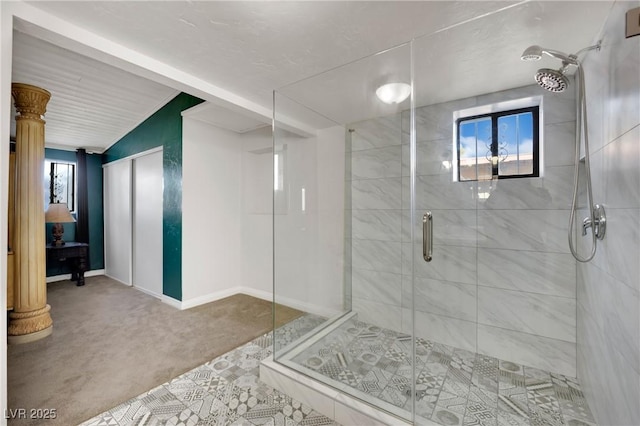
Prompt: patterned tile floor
<box><xmin>83</xmin><ymin>314</ymin><xmax>596</xmax><ymax>426</ymax></box>
<box><xmin>81</xmin><ymin>315</ymin><xmax>335</xmax><ymax>426</ymax></box>
<box><xmin>288</xmin><ymin>317</ymin><xmax>596</xmax><ymax>426</ymax></box>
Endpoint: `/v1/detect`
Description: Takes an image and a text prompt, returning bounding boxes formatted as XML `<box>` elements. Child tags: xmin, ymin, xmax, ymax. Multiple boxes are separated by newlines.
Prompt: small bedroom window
<box><xmin>44</xmin><ymin>160</ymin><xmax>76</xmax><ymax>212</ymax></box>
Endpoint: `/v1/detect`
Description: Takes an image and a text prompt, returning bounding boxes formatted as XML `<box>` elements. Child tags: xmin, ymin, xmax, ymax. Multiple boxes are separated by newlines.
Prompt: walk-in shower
<box><xmin>265</xmin><ymin>3</ymin><xmax>622</xmax><ymax>425</ymax></box>
<box><xmin>521</xmin><ymin>42</ymin><xmax>606</xmax><ymax>262</ymax></box>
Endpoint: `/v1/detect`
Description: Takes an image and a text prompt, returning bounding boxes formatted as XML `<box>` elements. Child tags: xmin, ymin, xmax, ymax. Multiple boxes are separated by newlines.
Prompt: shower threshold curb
<box><xmin>260</xmin><ymin>357</ymin><xmax>436</xmax><ymax>426</ymax></box>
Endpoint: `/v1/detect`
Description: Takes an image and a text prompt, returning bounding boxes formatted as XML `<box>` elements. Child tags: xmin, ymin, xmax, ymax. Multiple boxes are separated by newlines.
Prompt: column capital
<box><xmin>11</xmin><ymin>83</ymin><xmax>51</xmax><ymax>121</ymax></box>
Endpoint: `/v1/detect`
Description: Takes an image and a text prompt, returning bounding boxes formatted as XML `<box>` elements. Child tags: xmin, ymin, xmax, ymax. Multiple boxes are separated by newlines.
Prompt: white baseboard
<box><xmin>277</xmin><ymin>295</ymin><xmax>341</xmax><ymax>319</ymax></box>
<box><xmin>162</xmin><ymin>285</ymin><xmax>341</xmax><ymax>318</ymax></box>
<box><xmin>133</xmin><ymin>285</ymin><xmax>162</xmax><ymax>300</ymax></box>
<box><xmin>46</xmin><ymin>269</ymin><xmax>105</xmax><ymax>283</ymax></box>
<box><xmin>178</xmin><ymin>287</ymin><xmax>244</xmax><ymax>310</ymax></box>
<box><xmin>237</xmin><ymin>287</ymin><xmax>272</xmax><ymax>302</ymax></box>
<box><xmin>239</xmin><ymin>287</ymin><xmax>341</xmax><ymax>318</ymax></box>
<box><xmin>45</xmin><ymin>273</ymin><xmax>340</xmax><ymax>318</ymax></box>
<box><xmin>104</xmin><ymin>274</ymin><xmax>131</xmax><ymax>287</ymax></box>
<box><xmin>161</xmin><ymin>295</ymin><xmax>183</xmax><ymax>309</ymax></box>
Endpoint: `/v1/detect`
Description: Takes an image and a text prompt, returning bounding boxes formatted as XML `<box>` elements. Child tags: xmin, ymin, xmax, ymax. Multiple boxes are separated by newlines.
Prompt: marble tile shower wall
<box><xmin>348</xmin><ymin>84</ymin><xmax>579</xmax><ymax>377</ymax></box>
<box><xmin>576</xmin><ymin>1</ymin><xmax>640</xmax><ymax>425</ymax></box>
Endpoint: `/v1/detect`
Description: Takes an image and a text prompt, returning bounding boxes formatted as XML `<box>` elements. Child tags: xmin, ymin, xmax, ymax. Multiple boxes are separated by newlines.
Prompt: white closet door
<box><xmin>132</xmin><ymin>150</ymin><xmax>163</xmax><ymax>297</ymax></box>
<box><xmin>104</xmin><ymin>160</ymin><xmax>132</xmax><ymax>285</ymax></box>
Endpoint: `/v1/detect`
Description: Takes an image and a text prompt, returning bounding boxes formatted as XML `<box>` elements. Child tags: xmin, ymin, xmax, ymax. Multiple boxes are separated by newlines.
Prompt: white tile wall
<box><xmin>603</xmin><ymin>126</ymin><xmax>640</xmax><ymax>208</ymax></box>
<box><xmin>405</xmin><ymin>243</ymin><xmax>477</xmax><ymax>285</ymax></box>
<box><xmin>403</xmin><ymin>276</ymin><xmax>477</xmax><ymax>322</ymax></box>
<box><xmin>477</xmin><ymin>324</ymin><xmax>576</xmax><ymax>377</ymax></box>
<box><xmin>351</xmin><ymin>146</ymin><xmax>402</xmax><ymax>179</ymax></box>
<box><xmin>544</xmin><ymin>122</ymin><xmax>578</xmax><ymax>167</ymax></box>
<box><xmin>352</xmin><ymin>268</ymin><xmax>402</xmax><ymax>307</ymax></box>
<box><xmin>409</xmin><ymin>175</ymin><xmax>477</xmax><ymax>210</ymax></box>
<box><xmin>351</xmin><ymin>114</ymin><xmax>402</xmax><ymax>151</ymax></box>
<box><xmin>477</xmin><ymin>165</ymin><xmax>574</xmax><ymax>210</ymax></box>
<box><xmin>477</xmin><ymin>248</ymin><xmax>575</xmax><ymax>298</ymax></box>
<box><xmin>352</xmin><ymin>239</ymin><xmax>402</xmax><ymax>274</ymax></box>
<box><xmin>477</xmin><ymin>209</ymin><xmax>570</xmax><ymax>253</ymax></box>
<box><xmin>577</xmin><ymin>2</ymin><xmax>640</xmax><ymax>425</ymax></box>
<box><xmin>402</xmin><ymin>308</ymin><xmax>477</xmax><ymax>353</ymax></box>
<box><xmin>351</xmin><ymin>178</ymin><xmax>402</xmax><ymax>210</ymax></box>
<box><xmin>352</xmin><ymin>209</ymin><xmax>402</xmax><ymax>242</ymax></box>
<box><xmin>353</xmin><ymin>298</ymin><xmax>402</xmax><ymax>332</ymax></box>
<box><xmin>401</xmin><ymin>209</ymin><xmax>477</xmax><ymax>245</ymax></box>
<box><xmin>477</xmin><ymin>287</ymin><xmax>576</xmax><ymax>342</ymax></box>
<box><xmin>350</xmin><ymin>73</ymin><xmax>580</xmax><ymax>376</ymax></box>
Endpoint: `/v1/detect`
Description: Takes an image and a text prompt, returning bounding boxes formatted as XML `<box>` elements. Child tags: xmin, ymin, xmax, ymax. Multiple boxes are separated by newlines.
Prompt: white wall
<box><xmin>181</xmin><ymin>117</ymin><xmax>347</xmax><ymax>318</ymax></box>
<box><xmin>314</xmin><ymin>126</ymin><xmax>347</xmax><ymax>313</ymax></box>
<box><xmin>240</xmin><ymin>125</ymin><xmax>346</xmax><ymax>317</ymax></box>
<box><xmin>577</xmin><ymin>1</ymin><xmax>640</xmax><ymax>424</ymax></box>
<box><xmin>182</xmin><ymin>117</ymin><xmax>242</xmax><ymax>304</ymax></box>
<box><xmin>240</xmin><ymin>127</ymin><xmax>275</xmax><ymax>297</ymax></box>
<box><xmin>349</xmin><ymin>83</ymin><xmax>579</xmax><ymax>376</ymax></box>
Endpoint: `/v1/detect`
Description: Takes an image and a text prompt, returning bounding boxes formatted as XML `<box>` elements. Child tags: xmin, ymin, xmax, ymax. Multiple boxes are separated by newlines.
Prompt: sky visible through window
<box><xmin>458</xmin><ymin>111</ymin><xmax>534</xmax><ymax>180</ymax></box>
<box><xmin>460</xmin><ymin>113</ymin><xmax>533</xmax><ymax>161</ymax></box>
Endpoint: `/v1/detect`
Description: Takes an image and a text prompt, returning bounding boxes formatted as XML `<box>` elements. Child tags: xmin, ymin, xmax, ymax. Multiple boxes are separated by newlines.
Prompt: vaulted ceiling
<box><xmin>10</xmin><ymin>1</ymin><xmax>614</xmax><ymax>152</ymax></box>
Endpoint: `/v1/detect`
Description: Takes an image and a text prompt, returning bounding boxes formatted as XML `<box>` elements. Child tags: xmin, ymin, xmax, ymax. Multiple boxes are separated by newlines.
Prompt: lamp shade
<box><xmin>45</xmin><ymin>203</ymin><xmax>75</xmax><ymax>223</ymax></box>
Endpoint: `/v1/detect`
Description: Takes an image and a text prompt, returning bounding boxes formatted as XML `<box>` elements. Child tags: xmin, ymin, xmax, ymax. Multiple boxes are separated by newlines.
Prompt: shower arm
<box><xmin>540</xmin><ymin>48</ymin><xmax>579</xmax><ymax>65</ymax></box>
<box><xmin>574</xmin><ymin>41</ymin><xmax>602</xmax><ymax>59</ymax></box>
<box><xmin>540</xmin><ymin>42</ymin><xmax>601</xmax><ymax>67</ymax></box>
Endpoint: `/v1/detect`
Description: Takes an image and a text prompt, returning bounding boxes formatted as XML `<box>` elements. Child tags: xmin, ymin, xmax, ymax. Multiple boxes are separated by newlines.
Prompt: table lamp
<box><xmin>45</xmin><ymin>203</ymin><xmax>75</xmax><ymax>246</ymax></box>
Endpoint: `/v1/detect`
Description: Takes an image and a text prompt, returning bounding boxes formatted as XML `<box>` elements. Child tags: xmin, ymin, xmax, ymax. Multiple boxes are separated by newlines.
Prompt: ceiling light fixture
<box><xmin>375</xmin><ymin>82</ymin><xmax>411</xmax><ymax>104</ymax></box>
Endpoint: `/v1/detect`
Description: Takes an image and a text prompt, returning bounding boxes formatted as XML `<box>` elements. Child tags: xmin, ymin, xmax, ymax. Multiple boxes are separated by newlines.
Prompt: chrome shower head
<box><xmin>521</xmin><ymin>45</ymin><xmax>543</xmax><ymax>61</ymax></box>
<box><xmin>534</xmin><ymin>67</ymin><xmax>569</xmax><ymax>93</ymax></box>
<box><xmin>520</xmin><ymin>45</ymin><xmax>578</xmax><ymax>65</ymax></box>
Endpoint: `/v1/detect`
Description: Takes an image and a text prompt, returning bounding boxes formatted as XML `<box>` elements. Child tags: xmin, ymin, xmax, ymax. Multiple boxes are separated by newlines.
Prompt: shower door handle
<box><xmin>423</xmin><ymin>211</ymin><xmax>433</xmax><ymax>262</ymax></box>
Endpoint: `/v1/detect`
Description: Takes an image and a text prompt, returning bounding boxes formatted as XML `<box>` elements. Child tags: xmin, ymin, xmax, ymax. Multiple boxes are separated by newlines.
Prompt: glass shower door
<box><xmin>272</xmin><ymin>42</ymin><xmax>417</xmax><ymax>423</ymax></box>
<box><xmin>410</xmin><ymin>33</ymin><xmax>480</xmax><ymax>425</ymax></box>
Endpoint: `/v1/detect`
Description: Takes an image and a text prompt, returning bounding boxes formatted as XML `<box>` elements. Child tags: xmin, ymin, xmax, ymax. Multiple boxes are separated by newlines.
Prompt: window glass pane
<box><xmin>498</xmin><ymin>112</ymin><xmax>533</xmax><ymax>176</ymax></box>
<box><xmin>44</xmin><ymin>160</ymin><xmax>52</xmax><ymax>211</ymax></box>
<box><xmin>459</xmin><ymin>117</ymin><xmax>491</xmax><ymax>181</ymax></box>
<box><xmin>44</xmin><ymin>161</ymin><xmax>76</xmax><ymax>212</ymax></box>
<box><xmin>54</xmin><ymin>164</ymin><xmax>70</xmax><ymax>204</ymax></box>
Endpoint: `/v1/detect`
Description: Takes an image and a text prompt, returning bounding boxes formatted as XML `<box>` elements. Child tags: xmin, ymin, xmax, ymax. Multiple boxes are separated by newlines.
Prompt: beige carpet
<box><xmin>7</xmin><ymin>275</ymin><xmax>303</xmax><ymax>426</ymax></box>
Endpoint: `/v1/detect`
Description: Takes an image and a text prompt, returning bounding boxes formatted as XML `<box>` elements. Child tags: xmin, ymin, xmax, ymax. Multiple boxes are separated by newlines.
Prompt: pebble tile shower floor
<box><xmin>83</xmin><ymin>314</ymin><xmax>595</xmax><ymax>425</ymax></box>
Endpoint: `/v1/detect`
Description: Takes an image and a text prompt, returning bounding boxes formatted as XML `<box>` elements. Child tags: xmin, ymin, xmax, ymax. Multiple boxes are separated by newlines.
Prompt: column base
<box><xmin>7</xmin><ymin>304</ymin><xmax>53</xmax><ymax>344</ymax></box>
<box><xmin>7</xmin><ymin>325</ymin><xmax>53</xmax><ymax>345</ymax></box>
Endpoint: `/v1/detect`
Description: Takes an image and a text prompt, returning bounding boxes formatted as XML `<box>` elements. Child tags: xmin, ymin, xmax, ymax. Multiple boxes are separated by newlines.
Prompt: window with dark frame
<box><xmin>456</xmin><ymin>106</ymin><xmax>539</xmax><ymax>182</ymax></box>
<box><xmin>44</xmin><ymin>160</ymin><xmax>76</xmax><ymax>212</ymax></box>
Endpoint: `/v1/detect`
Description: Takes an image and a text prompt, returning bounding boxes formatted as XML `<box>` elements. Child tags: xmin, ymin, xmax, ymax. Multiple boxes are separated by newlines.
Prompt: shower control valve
<box><xmin>582</xmin><ymin>204</ymin><xmax>606</xmax><ymax>240</ymax></box>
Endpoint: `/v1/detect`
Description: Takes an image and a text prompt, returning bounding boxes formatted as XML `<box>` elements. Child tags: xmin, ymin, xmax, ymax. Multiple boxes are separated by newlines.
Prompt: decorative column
<box><xmin>8</xmin><ymin>83</ymin><xmax>52</xmax><ymax>344</ymax></box>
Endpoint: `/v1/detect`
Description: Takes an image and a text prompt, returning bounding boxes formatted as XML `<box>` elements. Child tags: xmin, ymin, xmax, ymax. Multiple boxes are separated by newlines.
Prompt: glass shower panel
<box><xmin>410</xmin><ymin>31</ymin><xmax>481</xmax><ymax>425</ymax></box>
<box><xmin>273</xmin><ymin>42</ymin><xmax>415</xmax><ymax>422</ymax></box>
<box><xmin>272</xmin><ymin>93</ymin><xmax>347</xmax><ymax>356</ymax></box>
<box><xmin>410</xmin><ymin>4</ymin><xmax>580</xmax><ymax>422</ymax></box>
<box><xmin>267</xmin><ymin>2</ymin><xmax>597</xmax><ymax>424</ymax></box>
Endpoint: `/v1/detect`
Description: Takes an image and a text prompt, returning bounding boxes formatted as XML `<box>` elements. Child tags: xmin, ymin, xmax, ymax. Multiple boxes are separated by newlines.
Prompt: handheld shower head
<box><xmin>521</xmin><ymin>45</ymin><xmax>543</xmax><ymax>61</ymax></box>
<box><xmin>535</xmin><ymin>67</ymin><xmax>569</xmax><ymax>93</ymax></box>
<box><xmin>520</xmin><ymin>45</ymin><xmax>577</xmax><ymax>65</ymax></box>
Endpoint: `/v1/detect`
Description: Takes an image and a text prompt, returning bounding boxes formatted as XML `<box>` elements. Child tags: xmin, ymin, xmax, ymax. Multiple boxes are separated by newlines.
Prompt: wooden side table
<box><xmin>46</xmin><ymin>242</ymin><xmax>89</xmax><ymax>286</ymax></box>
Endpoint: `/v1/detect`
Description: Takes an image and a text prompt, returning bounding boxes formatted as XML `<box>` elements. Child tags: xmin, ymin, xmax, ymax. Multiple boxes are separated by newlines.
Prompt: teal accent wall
<box><xmin>103</xmin><ymin>93</ymin><xmax>204</xmax><ymax>300</ymax></box>
<box><xmin>87</xmin><ymin>153</ymin><xmax>105</xmax><ymax>271</ymax></box>
<box><xmin>44</xmin><ymin>148</ymin><xmax>104</xmax><ymax>276</ymax></box>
